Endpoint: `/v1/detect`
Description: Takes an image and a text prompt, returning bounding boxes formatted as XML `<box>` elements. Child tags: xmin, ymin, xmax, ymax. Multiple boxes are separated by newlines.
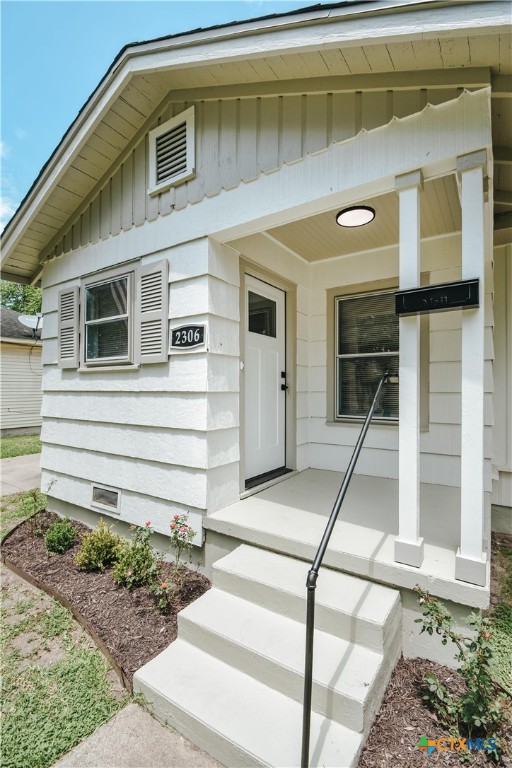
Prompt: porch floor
<box><xmin>204</xmin><ymin>470</ymin><xmax>489</xmax><ymax>608</ymax></box>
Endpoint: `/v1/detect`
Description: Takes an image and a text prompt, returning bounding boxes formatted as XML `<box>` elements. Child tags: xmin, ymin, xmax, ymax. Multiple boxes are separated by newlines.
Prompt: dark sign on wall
<box><xmin>170</xmin><ymin>324</ymin><xmax>206</xmax><ymax>349</ymax></box>
<box><xmin>395</xmin><ymin>279</ymin><xmax>479</xmax><ymax>316</ymax></box>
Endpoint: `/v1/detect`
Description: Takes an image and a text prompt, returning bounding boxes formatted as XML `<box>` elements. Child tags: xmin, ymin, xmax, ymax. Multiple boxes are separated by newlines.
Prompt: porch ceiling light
<box><xmin>336</xmin><ymin>205</ymin><xmax>375</xmax><ymax>227</ymax></box>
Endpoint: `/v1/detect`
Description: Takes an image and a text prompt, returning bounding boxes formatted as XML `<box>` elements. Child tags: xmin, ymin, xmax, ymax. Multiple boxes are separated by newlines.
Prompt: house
<box><xmin>0</xmin><ymin>307</ymin><xmax>43</xmax><ymax>434</ymax></box>
<box><xmin>1</xmin><ymin>1</ymin><xmax>511</xmax><ymax>764</ymax></box>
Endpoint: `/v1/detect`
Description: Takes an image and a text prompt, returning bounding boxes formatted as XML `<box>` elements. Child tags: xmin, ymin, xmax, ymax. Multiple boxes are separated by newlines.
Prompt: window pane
<box><xmin>248</xmin><ymin>291</ymin><xmax>276</xmax><ymax>337</ymax></box>
<box><xmin>86</xmin><ymin>320</ymin><xmax>128</xmax><ymax>360</ymax></box>
<box><xmin>86</xmin><ymin>277</ymin><xmax>128</xmax><ymax>321</ymax></box>
<box><xmin>92</xmin><ymin>487</ymin><xmax>119</xmax><ymax>509</ymax></box>
<box><xmin>338</xmin><ymin>293</ymin><xmax>397</xmax><ymax>355</ymax></box>
<box><xmin>338</xmin><ymin>355</ymin><xmax>399</xmax><ymax>419</ymax></box>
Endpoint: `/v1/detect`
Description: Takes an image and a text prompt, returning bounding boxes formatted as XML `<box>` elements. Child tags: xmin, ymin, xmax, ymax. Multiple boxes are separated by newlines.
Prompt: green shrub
<box><xmin>45</xmin><ymin>518</ymin><xmax>77</xmax><ymax>554</ymax></box>
<box><xmin>112</xmin><ymin>523</ymin><xmax>159</xmax><ymax>589</ymax></box>
<box><xmin>415</xmin><ymin>586</ymin><xmax>505</xmax><ymax>756</ymax></box>
<box><xmin>75</xmin><ymin>520</ymin><xmax>123</xmax><ymax>571</ymax></box>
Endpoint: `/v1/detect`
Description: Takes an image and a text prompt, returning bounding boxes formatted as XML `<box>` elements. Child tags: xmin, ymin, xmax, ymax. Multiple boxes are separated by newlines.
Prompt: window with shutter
<box><xmin>57</xmin><ymin>261</ymin><xmax>169</xmax><ymax>370</ymax></box>
<box><xmin>82</xmin><ymin>267</ymin><xmax>134</xmax><ymax>366</ymax></box>
<box><xmin>148</xmin><ymin>107</ymin><xmax>195</xmax><ymax>195</ymax></box>
<box><xmin>335</xmin><ymin>290</ymin><xmax>399</xmax><ymax>420</ymax></box>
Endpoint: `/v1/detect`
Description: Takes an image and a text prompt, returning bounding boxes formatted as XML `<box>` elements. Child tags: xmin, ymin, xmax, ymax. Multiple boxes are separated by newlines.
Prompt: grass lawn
<box><xmin>1</xmin><ymin>433</ymin><xmax>41</xmax><ymax>459</ymax></box>
<box><xmin>1</xmin><ymin>490</ymin><xmax>128</xmax><ymax>768</ymax></box>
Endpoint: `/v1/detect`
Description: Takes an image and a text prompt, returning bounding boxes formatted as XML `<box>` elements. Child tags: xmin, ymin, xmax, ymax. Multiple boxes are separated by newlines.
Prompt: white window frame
<box><xmin>148</xmin><ymin>106</ymin><xmax>195</xmax><ymax>196</ymax></box>
<box><xmin>335</xmin><ymin>288</ymin><xmax>399</xmax><ymax>422</ymax></box>
<box><xmin>81</xmin><ymin>264</ymin><xmax>136</xmax><ymax>368</ymax></box>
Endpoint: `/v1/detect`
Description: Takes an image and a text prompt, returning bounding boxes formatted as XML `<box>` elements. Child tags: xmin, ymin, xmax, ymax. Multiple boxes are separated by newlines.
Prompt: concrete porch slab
<box><xmin>204</xmin><ymin>470</ymin><xmax>489</xmax><ymax>608</ymax></box>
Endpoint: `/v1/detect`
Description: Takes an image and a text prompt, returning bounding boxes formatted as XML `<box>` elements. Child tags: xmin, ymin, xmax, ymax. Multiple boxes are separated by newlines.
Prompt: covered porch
<box><xmin>211</xmin><ymin>88</ymin><xmax>493</xmax><ymax>599</ymax></box>
<box><xmin>204</xmin><ymin>468</ymin><xmax>489</xmax><ymax>608</ymax></box>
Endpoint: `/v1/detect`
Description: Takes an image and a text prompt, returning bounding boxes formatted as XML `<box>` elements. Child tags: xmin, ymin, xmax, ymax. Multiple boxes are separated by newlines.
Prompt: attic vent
<box><xmin>156</xmin><ymin>123</ymin><xmax>187</xmax><ymax>184</ymax></box>
<box><xmin>148</xmin><ymin>107</ymin><xmax>195</xmax><ymax>195</ymax></box>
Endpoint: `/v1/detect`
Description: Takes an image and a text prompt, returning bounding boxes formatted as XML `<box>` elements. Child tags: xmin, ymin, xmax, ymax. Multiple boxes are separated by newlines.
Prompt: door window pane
<box><xmin>248</xmin><ymin>291</ymin><xmax>276</xmax><ymax>337</ymax></box>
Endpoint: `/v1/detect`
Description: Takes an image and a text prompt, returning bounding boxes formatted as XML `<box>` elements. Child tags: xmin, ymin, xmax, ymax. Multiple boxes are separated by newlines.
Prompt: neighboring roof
<box><xmin>1</xmin><ymin>0</ymin><xmax>510</xmax><ymax>285</ymax></box>
<box><xmin>0</xmin><ymin>308</ymin><xmax>39</xmax><ymax>341</ymax></box>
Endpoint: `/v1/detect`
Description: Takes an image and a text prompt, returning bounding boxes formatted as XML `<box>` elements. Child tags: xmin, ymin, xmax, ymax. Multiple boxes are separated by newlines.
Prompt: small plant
<box><xmin>75</xmin><ymin>520</ymin><xmax>123</xmax><ymax>572</ymax></box>
<box><xmin>44</xmin><ymin>517</ymin><xmax>77</xmax><ymax>554</ymax></box>
<box><xmin>169</xmin><ymin>513</ymin><xmax>196</xmax><ymax>576</ymax></box>
<box><xmin>112</xmin><ymin>522</ymin><xmax>159</xmax><ymax>589</ymax></box>
<box><xmin>415</xmin><ymin>587</ymin><xmax>504</xmax><ymax>753</ymax></box>
<box><xmin>151</xmin><ymin>579</ymin><xmax>173</xmax><ymax>611</ymax></box>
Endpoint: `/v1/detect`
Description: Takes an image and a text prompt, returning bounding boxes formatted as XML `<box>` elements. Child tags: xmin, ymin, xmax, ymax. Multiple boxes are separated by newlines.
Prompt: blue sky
<box><xmin>1</xmin><ymin>0</ymin><xmax>326</xmax><ymax>229</ymax></box>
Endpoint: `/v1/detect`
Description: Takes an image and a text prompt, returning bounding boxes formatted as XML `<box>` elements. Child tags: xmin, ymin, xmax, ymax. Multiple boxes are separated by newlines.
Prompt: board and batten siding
<box><xmin>42</xmin><ymin>87</ymin><xmax>464</xmax><ymax>263</ymax></box>
<box><xmin>0</xmin><ymin>342</ymin><xmax>42</xmax><ymax>432</ymax></box>
<box><xmin>40</xmin><ymin>237</ymin><xmax>239</xmax><ymax>540</ymax></box>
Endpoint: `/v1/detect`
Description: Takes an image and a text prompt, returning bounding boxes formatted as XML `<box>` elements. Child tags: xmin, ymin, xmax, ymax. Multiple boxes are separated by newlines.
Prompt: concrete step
<box><xmin>135</xmin><ymin>638</ymin><xmax>364</xmax><ymax>768</ymax></box>
<box><xmin>213</xmin><ymin>544</ymin><xmax>401</xmax><ymax>653</ymax></box>
<box><xmin>134</xmin><ymin>544</ymin><xmax>402</xmax><ymax>768</ymax></box>
<box><xmin>178</xmin><ymin>587</ymin><xmax>388</xmax><ymax>732</ymax></box>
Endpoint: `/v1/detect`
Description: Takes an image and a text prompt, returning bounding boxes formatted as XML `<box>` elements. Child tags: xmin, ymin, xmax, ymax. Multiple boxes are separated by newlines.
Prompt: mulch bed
<box><xmin>360</xmin><ymin>657</ymin><xmax>512</xmax><ymax>767</ymax></box>
<box><xmin>2</xmin><ymin>513</ymin><xmax>511</xmax><ymax>766</ymax></box>
<box><xmin>1</xmin><ymin>511</ymin><xmax>210</xmax><ymax>688</ymax></box>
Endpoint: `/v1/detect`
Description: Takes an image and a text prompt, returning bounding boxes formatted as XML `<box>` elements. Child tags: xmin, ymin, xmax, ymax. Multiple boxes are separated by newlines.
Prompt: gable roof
<box><xmin>1</xmin><ymin>0</ymin><xmax>510</xmax><ymax>284</ymax></box>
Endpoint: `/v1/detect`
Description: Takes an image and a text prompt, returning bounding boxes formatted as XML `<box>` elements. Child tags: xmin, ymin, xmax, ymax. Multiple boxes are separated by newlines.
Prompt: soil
<box><xmin>1</xmin><ymin>511</ymin><xmax>210</xmax><ymax>687</ymax></box>
<box><xmin>1</xmin><ymin>513</ymin><xmax>511</xmax><ymax>767</ymax></box>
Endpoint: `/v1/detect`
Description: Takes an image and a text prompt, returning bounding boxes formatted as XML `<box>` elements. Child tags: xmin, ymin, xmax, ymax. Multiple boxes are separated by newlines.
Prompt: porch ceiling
<box><xmin>265</xmin><ymin>174</ymin><xmax>461</xmax><ymax>261</ymax></box>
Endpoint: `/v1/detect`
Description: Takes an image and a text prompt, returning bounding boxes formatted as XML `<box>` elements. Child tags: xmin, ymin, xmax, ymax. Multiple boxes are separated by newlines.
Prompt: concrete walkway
<box><xmin>0</xmin><ymin>452</ymin><xmax>41</xmax><ymax>495</ymax></box>
<box><xmin>54</xmin><ymin>703</ymin><xmax>223</xmax><ymax>768</ymax></box>
<box><xmin>0</xmin><ymin>452</ymin><xmax>223</xmax><ymax>768</ymax></box>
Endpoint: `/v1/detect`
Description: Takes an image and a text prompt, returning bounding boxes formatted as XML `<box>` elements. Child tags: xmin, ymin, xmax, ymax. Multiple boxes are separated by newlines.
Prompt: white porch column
<box><xmin>394</xmin><ymin>170</ymin><xmax>424</xmax><ymax>568</ymax></box>
<box><xmin>455</xmin><ymin>150</ymin><xmax>488</xmax><ymax>586</ymax></box>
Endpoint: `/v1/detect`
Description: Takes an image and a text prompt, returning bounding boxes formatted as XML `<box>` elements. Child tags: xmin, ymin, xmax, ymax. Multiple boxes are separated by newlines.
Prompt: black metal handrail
<box><xmin>301</xmin><ymin>371</ymin><xmax>396</xmax><ymax>768</ymax></box>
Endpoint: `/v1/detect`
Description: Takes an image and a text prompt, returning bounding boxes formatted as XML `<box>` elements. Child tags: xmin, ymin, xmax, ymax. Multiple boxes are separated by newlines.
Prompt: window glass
<box><xmin>84</xmin><ymin>274</ymin><xmax>130</xmax><ymax>363</ymax></box>
<box><xmin>248</xmin><ymin>291</ymin><xmax>276</xmax><ymax>337</ymax></box>
<box><xmin>86</xmin><ymin>278</ymin><xmax>128</xmax><ymax>321</ymax></box>
<box><xmin>336</xmin><ymin>292</ymin><xmax>399</xmax><ymax>419</ymax></box>
<box><xmin>86</xmin><ymin>320</ymin><xmax>129</xmax><ymax>360</ymax></box>
<box><xmin>92</xmin><ymin>486</ymin><xmax>119</xmax><ymax>509</ymax></box>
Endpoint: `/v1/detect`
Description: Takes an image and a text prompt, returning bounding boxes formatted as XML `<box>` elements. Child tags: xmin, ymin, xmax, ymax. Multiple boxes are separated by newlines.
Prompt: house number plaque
<box><xmin>171</xmin><ymin>324</ymin><xmax>206</xmax><ymax>349</ymax></box>
<box><xmin>395</xmin><ymin>279</ymin><xmax>479</xmax><ymax>316</ymax></box>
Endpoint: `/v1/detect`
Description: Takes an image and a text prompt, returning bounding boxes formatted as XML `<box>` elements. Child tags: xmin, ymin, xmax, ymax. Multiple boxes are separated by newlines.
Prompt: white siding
<box><xmin>1</xmin><ymin>343</ymin><xmax>42</xmax><ymax>431</ymax></box>
<box><xmin>43</xmin><ymin>88</ymin><xmax>463</xmax><ymax>262</ymax></box>
<box><xmin>492</xmin><ymin>243</ymin><xmax>512</xmax><ymax>509</ymax></box>
<box><xmin>307</xmin><ymin>233</ymin><xmax>495</xmax><ymax>489</ymax></box>
<box><xmin>40</xmin><ymin>236</ymin><xmax>238</xmax><ymax>539</ymax></box>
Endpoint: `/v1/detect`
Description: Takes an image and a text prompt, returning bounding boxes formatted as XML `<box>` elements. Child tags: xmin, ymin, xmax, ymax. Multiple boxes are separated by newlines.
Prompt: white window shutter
<box><xmin>58</xmin><ymin>287</ymin><xmax>79</xmax><ymax>368</ymax></box>
<box><xmin>137</xmin><ymin>260</ymin><xmax>169</xmax><ymax>364</ymax></box>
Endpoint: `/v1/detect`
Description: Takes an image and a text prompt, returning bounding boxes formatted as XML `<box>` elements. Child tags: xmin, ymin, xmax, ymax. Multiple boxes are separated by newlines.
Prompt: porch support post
<box><xmin>455</xmin><ymin>150</ymin><xmax>488</xmax><ymax>587</ymax></box>
<box><xmin>394</xmin><ymin>169</ymin><xmax>424</xmax><ymax>568</ymax></box>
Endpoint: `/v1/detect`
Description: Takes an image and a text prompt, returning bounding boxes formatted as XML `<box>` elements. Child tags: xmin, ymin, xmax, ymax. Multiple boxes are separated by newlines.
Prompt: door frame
<box><xmin>239</xmin><ymin>259</ymin><xmax>297</xmax><ymax>494</ymax></box>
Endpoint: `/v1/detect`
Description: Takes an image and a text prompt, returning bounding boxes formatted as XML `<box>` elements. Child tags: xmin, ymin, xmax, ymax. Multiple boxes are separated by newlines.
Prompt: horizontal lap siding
<box><xmin>308</xmin><ymin>236</ymin><xmax>495</xmax><ymax>489</ymax></box>
<box><xmin>1</xmin><ymin>344</ymin><xmax>43</xmax><ymax>430</ymax></box>
<box><xmin>40</xmin><ymin>238</ymin><xmax>237</xmax><ymax>533</ymax></box>
<box><xmin>44</xmin><ymin>88</ymin><xmax>462</xmax><ymax>262</ymax></box>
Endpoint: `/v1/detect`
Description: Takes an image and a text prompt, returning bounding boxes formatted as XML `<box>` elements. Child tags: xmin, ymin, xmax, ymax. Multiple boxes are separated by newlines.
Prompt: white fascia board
<box><xmin>125</xmin><ymin>3</ymin><xmax>510</xmax><ymax>78</ymax></box>
<box><xmin>1</xmin><ymin>1</ymin><xmax>506</xmax><ymax>268</ymax></box>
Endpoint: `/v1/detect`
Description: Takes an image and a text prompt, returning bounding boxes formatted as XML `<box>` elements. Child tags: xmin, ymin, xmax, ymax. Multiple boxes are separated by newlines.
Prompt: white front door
<box><xmin>245</xmin><ymin>275</ymin><xmax>286</xmax><ymax>481</ymax></box>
